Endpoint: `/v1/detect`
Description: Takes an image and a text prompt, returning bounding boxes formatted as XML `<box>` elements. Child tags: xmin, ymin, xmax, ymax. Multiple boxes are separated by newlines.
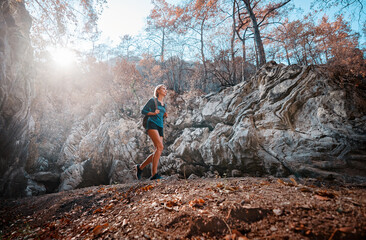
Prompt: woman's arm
<box><xmin>163</xmin><ymin>104</ymin><xmax>168</xmax><ymax>118</ymax></box>
<box><xmin>141</xmin><ymin>98</ymin><xmax>159</xmax><ymax>116</ymax></box>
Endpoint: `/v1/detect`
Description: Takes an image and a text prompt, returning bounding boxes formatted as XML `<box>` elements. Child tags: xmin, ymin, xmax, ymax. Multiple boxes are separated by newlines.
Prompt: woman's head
<box><xmin>154</xmin><ymin>84</ymin><xmax>167</xmax><ymax>98</ymax></box>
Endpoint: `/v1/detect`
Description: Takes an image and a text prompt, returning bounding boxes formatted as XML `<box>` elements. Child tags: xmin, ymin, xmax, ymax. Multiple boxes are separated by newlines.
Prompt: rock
<box><xmin>164</xmin><ymin>174</ymin><xmax>180</xmax><ymax>181</ymax></box>
<box><xmin>0</xmin><ymin>0</ymin><xmax>34</xmax><ymax>198</ymax></box>
<box><xmin>29</xmin><ymin>62</ymin><xmax>366</xmax><ymax>193</ymax></box>
<box><xmin>0</xmin><ymin>167</ymin><xmax>29</xmax><ymax>198</ymax></box>
<box><xmin>25</xmin><ymin>179</ymin><xmax>46</xmax><ymax>196</ymax></box>
<box><xmin>204</xmin><ymin>171</ymin><xmax>216</xmax><ymax>178</ymax></box>
<box><xmin>32</xmin><ymin>172</ymin><xmax>60</xmax><ymax>182</ymax></box>
<box><xmin>200</xmin><ymin>123</ymin><xmax>235</xmax><ymax>167</ymax></box>
<box><xmin>35</xmin><ymin>157</ymin><xmax>49</xmax><ymax>171</ymax></box>
<box><xmin>188</xmin><ymin>174</ymin><xmax>199</xmax><ymax>180</ymax></box>
<box><xmin>169</xmin><ymin>127</ymin><xmax>210</xmax><ymax>163</ymax></box>
<box><xmin>33</xmin><ymin>61</ymin><xmax>366</xmax><ymax>194</ymax></box>
<box><xmin>31</xmin><ymin>171</ymin><xmax>60</xmax><ymax>193</ymax></box>
<box><xmin>109</xmin><ymin>159</ymin><xmax>134</xmax><ymax>184</ymax></box>
<box><xmin>273</xmin><ymin>208</ymin><xmax>283</xmax><ymax>216</ymax></box>
<box><xmin>231</xmin><ymin>169</ymin><xmax>242</xmax><ymax>177</ymax></box>
<box><xmin>270</xmin><ymin>226</ymin><xmax>278</xmax><ymax>232</ymax></box>
<box><xmin>59</xmin><ymin>162</ymin><xmax>85</xmax><ymax>191</ymax></box>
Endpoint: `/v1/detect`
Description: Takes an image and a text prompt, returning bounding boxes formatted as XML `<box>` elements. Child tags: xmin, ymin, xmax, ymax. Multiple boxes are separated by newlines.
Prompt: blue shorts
<box><xmin>147</xmin><ymin>121</ymin><xmax>164</xmax><ymax>137</ymax></box>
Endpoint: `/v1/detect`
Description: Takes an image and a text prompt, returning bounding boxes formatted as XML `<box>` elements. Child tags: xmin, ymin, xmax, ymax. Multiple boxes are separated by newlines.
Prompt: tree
<box><xmin>138</xmin><ymin>54</ymin><xmax>166</xmax><ymax>86</ymax></box>
<box><xmin>165</xmin><ymin>56</ymin><xmax>187</xmax><ymax>94</ymax></box>
<box><xmin>113</xmin><ymin>58</ymin><xmax>143</xmax><ymax>112</ymax></box>
<box><xmin>234</xmin><ymin>0</ymin><xmax>291</xmax><ymax>67</ymax></box>
<box><xmin>315</xmin><ymin>15</ymin><xmax>365</xmax><ymax>79</ymax></box>
<box><xmin>24</xmin><ymin>0</ymin><xmax>106</xmax><ymax>49</ymax></box>
<box><xmin>265</xmin><ymin>18</ymin><xmax>303</xmax><ymax>65</ymax></box>
<box><xmin>115</xmin><ymin>35</ymin><xmax>135</xmax><ymax>60</ymax></box>
<box><xmin>267</xmin><ymin>13</ymin><xmax>365</xmax><ymax>80</ymax></box>
<box><xmin>312</xmin><ymin>0</ymin><xmax>365</xmax><ymax>22</ymax></box>
<box><xmin>209</xmin><ymin>49</ymin><xmax>242</xmax><ymax>87</ymax></box>
<box><xmin>182</xmin><ymin>0</ymin><xmax>220</xmax><ymax>89</ymax></box>
<box><xmin>208</xmin><ymin>0</ymin><xmax>244</xmax><ymax>85</ymax></box>
<box><xmin>146</xmin><ymin>0</ymin><xmax>179</xmax><ymax>62</ymax></box>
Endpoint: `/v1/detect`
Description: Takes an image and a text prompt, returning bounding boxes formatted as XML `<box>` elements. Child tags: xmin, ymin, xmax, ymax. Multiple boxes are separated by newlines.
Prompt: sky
<box><xmin>97</xmin><ymin>0</ymin><xmax>364</xmax><ymax>46</ymax></box>
<box><xmin>97</xmin><ymin>0</ymin><xmax>181</xmax><ymax>45</ymax></box>
<box><xmin>97</xmin><ymin>0</ymin><xmax>152</xmax><ymax>43</ymax></box>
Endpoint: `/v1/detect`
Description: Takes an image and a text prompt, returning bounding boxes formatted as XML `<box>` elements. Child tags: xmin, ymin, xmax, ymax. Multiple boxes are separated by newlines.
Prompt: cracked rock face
<box><xmin>0</xmin><ymin>0</ymin><xmax>33</xmax><ymax>198</ymax></box>
<box><xmin>53</xmin><ymin>62</ymin><xmax>366</xmax><ymax>191</ymax></box>
<box><xmin>168</xmin><ymin>62</ymin><xmax>366</xmax><ymax>180</ymax></box>
<box><xmin>177</xmin><ymin>63</ymin><xmax>365</xmax><ymax>179</ymax></box>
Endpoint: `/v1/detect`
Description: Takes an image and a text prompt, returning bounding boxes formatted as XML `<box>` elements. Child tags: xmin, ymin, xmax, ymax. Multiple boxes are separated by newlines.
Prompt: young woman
<box><xmin>136</xmin><ymin>84</ymin><xmax>168</xmax><ymax>180</ymax></box>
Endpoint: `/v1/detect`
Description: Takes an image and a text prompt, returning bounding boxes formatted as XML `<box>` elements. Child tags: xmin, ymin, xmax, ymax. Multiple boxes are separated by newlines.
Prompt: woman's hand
<box><xmin>154</xmin><ymin>109</ymin><xmax>160</xmax><ymax>115</ymax></box>
<box><xmin>164</xmin><ymin>112</ymin><xmax>168</xmax><ymax>118</ymax></box>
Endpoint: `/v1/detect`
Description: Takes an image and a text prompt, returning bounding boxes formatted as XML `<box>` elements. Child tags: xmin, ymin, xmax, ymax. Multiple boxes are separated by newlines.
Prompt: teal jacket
<box><xmin>141</xmin><ymin>98</ymin><xmax>166</xmax><ymax>128</ymax></box>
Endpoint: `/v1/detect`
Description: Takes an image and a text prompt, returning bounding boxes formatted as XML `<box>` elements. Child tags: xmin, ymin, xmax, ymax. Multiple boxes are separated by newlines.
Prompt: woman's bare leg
<box><xmin>139</xmin><ymin>130</ymin><xmax>159</xmax><ymax>169</ymax></box>
<box><xmin>146</xmin><ymin>129</ymin><xmax>163</xmax><ymax>176</ymax></box>
<box><xmin>151</xmin><ymin>136</ymin><xmax>163</xmax><ymax>175</ymax></box>
<box><xmin>139</xmin><ymin>153</ymin><xmax>153</xmax><ymax>170</ymax></box>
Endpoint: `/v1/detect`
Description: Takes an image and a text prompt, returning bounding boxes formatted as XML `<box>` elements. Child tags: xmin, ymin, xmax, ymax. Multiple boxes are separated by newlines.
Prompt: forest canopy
<box><xmin>23</xmin><ymin>0</ymin><xmax>365</xmax><ymax>95</ymax></box>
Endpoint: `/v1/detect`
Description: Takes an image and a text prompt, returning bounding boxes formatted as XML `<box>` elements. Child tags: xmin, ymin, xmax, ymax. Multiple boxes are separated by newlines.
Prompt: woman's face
<box><xmin>158</xmin><ymin>86</ymin><xmax>167</xmax><ymax>97</ymax></box>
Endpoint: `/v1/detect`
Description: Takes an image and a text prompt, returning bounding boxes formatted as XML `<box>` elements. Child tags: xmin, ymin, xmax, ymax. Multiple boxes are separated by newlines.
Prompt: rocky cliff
<box><xmin>0</xmin><ymin>0</ymin><xmax>34</xmax><ymax>198</ymax></box>
<box><xmin>160</xmin><ymin>63</ymin><xmax>366</xmax><ymax>180</ymax></box>
<box><xmin>54</xmin><ymin>62</ymin><xmax>366</xmax><ymax>192</ymax></box>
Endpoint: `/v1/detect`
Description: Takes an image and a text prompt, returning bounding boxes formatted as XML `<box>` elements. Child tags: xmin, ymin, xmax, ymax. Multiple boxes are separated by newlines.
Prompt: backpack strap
<box><xmin>153</xmin><ymin>97</ymin><xmax>158</xmax><ymax>111</ymax></box>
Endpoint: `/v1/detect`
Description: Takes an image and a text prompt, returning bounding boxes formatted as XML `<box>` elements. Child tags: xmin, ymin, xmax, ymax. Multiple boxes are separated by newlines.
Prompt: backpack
<box><xmin>143</xmin><ymin>98</ymin><xmax>158</xmax><ymax>129</ymax></box>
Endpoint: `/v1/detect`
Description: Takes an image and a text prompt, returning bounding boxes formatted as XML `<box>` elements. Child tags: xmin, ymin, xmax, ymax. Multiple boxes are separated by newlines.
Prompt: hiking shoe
<box><xmin>136</xmin><ymin>164</ymin><xmax>142</xmax><ymax>180</ymax></box>
<box><xmin>150</xmin><ymin>173</ymin><xmax>163</xmax><ymax>180</ymax></box>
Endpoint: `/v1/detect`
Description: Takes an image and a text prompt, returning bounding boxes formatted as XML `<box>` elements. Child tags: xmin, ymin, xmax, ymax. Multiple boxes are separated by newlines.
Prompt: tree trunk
<box><xmin>131</xmin><ymin>80</ymin><xmax>140</xmax><ymax>110</ymax></box>
<box><xmin>254</xmin><ymin>37</ymin><xmax>259</xmax><ymax>69</ymax></box>
<box><xmin>284</xmin><ymin>44</ymin><xmax>291</xmax><ymax>65</ymax></box>
<box><xmin>200</xmin><ymin>19</ymin><xmax>208</xmax><ymax>90</ymax></box>
<box><xmin>243</xmin><ymin>0</ymin><xmax>266</xmax><ymax>66</ymax></box>
<box><xmin>242</xmin><ymin>38</ymin><xmax>246</xmax><ymax>82</ymax></box>
<box><xmin>160</xmin><ymin>28</ymin><xmax>165</xmax><ymax>62</ymax></box>
<box><xmin>231</xmin><ymin>0</ymin><xmax>237</xmax><ymax>85</ymax></box>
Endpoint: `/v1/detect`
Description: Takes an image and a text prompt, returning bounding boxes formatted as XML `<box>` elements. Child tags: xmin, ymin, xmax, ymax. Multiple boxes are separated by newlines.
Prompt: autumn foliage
<box><xmin>28</xmin><ymin>0</ymin><xmax>365</xmax><ymax>94</ymax></box>
<box><xmin>142</xmin><ymin>0</ymin><xmax>365</xmax><ymax>91</ymax></box>
<box><xmin>266</xmin><ymin>13</ymin><xmax>365</xmax><ymax>84</ymax></box>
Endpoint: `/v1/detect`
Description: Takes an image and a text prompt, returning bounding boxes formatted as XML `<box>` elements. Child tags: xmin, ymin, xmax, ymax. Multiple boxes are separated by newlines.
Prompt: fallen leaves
<box><xmin>276</xmin><ymin>178</ymin><xmax>339</xmax><ymax>202</ymax></box>
<box><xmin>189</xmin><ymin>198</ymin><xmax>205</xmax><ymax>208</ymax></box>
<box><xmin>166</xmin><ymin>200</ymin><xmax>179</xmax><ymax>208</ymax></box>
<box><xmin>260</xmin><ymin>181</ymin><xmax>270</xmax><ymax>186</ymax></box>
<box><xmin>1</xmin><ymin>177</ymin><xmax>365</xmax><ymax>240</ymax></box>
<box><xmin>140</xmin><ymin>185</ymin><xmax>154</xmax><ymax>192</ymax></box>
<box><xmin>277</xmin><ymin>178</ymin><xmax>297</xmax><ymax>186</ymax></box>
<box><xmin>299</xmin><ymin>187</ymin><xmax>312</xmax><ymax>192</ymax></box>
<box><xmin>164</xmin><ymin>199</ymin><xmax>181</xmax><ymax>211</ymax></box>
<box><xmin>291</xmin><ymin>223</ymin><xmax>312</xmax><ymax>236</ymax></box>
<box><xmin>92</xmin><ymin>223</ymin><xmax>109</xmax><ymax>236</ymax></box>
<box><xmin>315</xmin><ymin>189</ymin><xmax>338</xmax><ymax>198</ymax></box>
<box><xmin>315</xmin><ymin>194</ymin><xmax>331</xmax><ymax>201</ymax></box>
<box><xmin>314</xmin><ymin>189</ymin><xmax>338</xmax><ymax>201</ymax></box>
<box><xmin>224</xmin><ymin>229</ymin><xmax>249</xmax><ymax>240</ymax></box>
<box><xmin>328</xmin><ymin>226</ymin><xmax>355</xmax><ymax>240</ymax></box>
<box><xmin>212</xmin><ymin>183</ymin><xmax>240</xmax><ymax>193</ymax></box>
<box><xmin>93</xmin><ymin>202</ymin><xmax>115</xmax><ymax>214</ymax></box>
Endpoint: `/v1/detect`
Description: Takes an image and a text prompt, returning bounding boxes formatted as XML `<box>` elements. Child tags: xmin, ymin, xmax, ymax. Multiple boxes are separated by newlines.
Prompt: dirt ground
<box><xmin>1</xmin><ymin>176</ymin><xmax>365</xmax><ymax>240</ymax></box>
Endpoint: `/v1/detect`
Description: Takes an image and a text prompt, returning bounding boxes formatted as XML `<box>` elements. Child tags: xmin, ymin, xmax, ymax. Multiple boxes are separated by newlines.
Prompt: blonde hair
<box><xmin>154</xmin><ymin>84</ymin><xmax>166</xmax><ymax>98</ymax></box>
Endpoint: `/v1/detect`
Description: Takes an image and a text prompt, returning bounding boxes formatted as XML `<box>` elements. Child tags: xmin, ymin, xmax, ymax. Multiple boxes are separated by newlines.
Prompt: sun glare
<box><xmin>50</xmin><ymin>48</ymin><xmax>76</xmax><ymax>67</ymax></box>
